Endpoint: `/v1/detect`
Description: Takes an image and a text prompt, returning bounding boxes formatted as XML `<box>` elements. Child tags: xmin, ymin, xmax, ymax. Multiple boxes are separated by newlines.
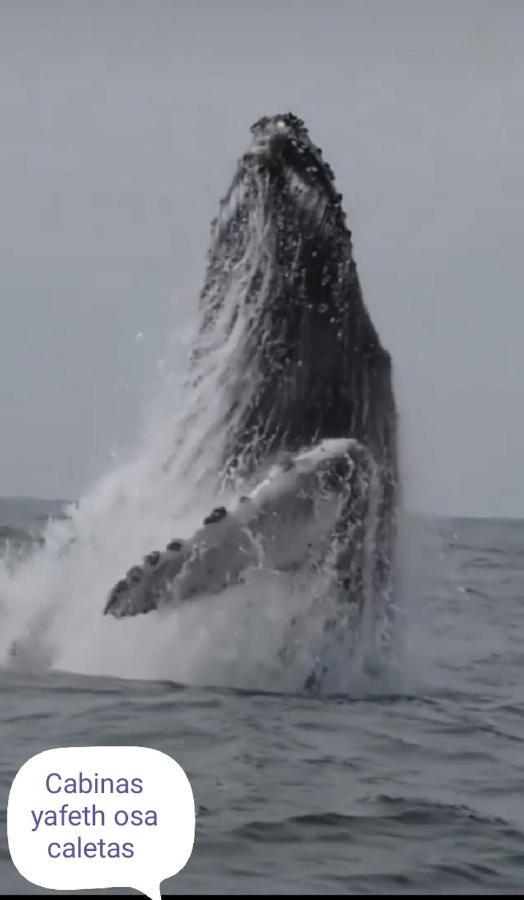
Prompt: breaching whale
<box><xmin>104</xmin><ymin>113</ymin><xmax>398</xmax><ymax>658</ymax></box>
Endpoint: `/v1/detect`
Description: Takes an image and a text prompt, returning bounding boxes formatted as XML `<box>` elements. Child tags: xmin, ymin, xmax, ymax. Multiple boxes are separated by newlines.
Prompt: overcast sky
<box><xmin>0</xmin><ymin>0</ymin><xmax>523</xmax><ymax>516</ymax></box>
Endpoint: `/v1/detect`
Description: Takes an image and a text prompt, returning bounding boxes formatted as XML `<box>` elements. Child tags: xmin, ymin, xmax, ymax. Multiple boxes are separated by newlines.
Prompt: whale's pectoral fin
<box><xmin>103</xmin><ymin>438</ymin><xmax>365</xmax><ymax>619</ymax></box>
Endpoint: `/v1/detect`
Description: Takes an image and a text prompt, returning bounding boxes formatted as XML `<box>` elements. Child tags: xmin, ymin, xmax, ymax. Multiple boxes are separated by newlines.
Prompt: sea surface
<box><xmin>1</xmin><ymin>498</ymin><xmax>524</xmax><ymax>895</ymax></box>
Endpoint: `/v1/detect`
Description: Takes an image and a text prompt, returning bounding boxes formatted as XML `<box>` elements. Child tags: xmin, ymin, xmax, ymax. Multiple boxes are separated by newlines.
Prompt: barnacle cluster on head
<box><xmin>250</xmin><ymin>112</ymin><xmax>308</xmax><ymax>139</ymax></box>
<box><xmin>202</xmin><ymin>112</ymin><xmax>351</xmax><ymax>307</ymax></box>
<box><xmin>246</xmin><ymin>112</ymin><xmax>349</xmax><ymax>237</ymax></box>
<box><xmin>250</xmin><ymin>113</ymin><xmax>336</xmax><ymax>184</ymax></box>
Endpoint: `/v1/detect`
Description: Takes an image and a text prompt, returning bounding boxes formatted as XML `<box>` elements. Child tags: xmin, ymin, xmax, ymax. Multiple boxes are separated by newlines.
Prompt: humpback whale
<box><xmin>104</xmin><ymin>113</ymin><xmax>398</xmax><ymax>664</ymax></box>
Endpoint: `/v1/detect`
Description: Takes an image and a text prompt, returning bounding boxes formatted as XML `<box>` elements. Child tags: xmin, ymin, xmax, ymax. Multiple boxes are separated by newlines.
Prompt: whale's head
<box><xmin>191</xmin><ymin>113</ymin><xmax>395</xmax><ymax>482</ymax></box>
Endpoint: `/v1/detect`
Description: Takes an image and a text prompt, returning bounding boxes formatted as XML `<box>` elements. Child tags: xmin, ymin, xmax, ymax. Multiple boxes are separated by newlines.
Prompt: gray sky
<box><xmin>0</xmin><ymin>0</ymin><xmax>523</xmax><ymax>516</ymax></box>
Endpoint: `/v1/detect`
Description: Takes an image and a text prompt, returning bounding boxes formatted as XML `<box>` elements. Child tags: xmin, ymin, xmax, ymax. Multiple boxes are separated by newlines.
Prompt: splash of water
<box><xmin>0</xmin><ymin>354</ymin><xmax>402</xmax><ymax>693</ymax></box>
<box><xmin>0</xmin><ymin>470</ymin><xmax>410</xmax><ymax>696</ymax></box>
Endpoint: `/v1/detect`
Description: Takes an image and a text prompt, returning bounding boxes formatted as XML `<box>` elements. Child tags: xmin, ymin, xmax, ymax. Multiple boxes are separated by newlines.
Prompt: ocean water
<box><xmin>1</xmin><ymin>499</ymin><xmax>524</xmax><ymax>895</ymax></box>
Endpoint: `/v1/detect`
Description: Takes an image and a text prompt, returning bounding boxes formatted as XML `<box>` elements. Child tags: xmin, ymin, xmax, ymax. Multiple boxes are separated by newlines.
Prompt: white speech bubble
<box><xmin>7</xmin><ymin>746</ymin><xmax>195</xmax><ymax>900</ymax></box>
